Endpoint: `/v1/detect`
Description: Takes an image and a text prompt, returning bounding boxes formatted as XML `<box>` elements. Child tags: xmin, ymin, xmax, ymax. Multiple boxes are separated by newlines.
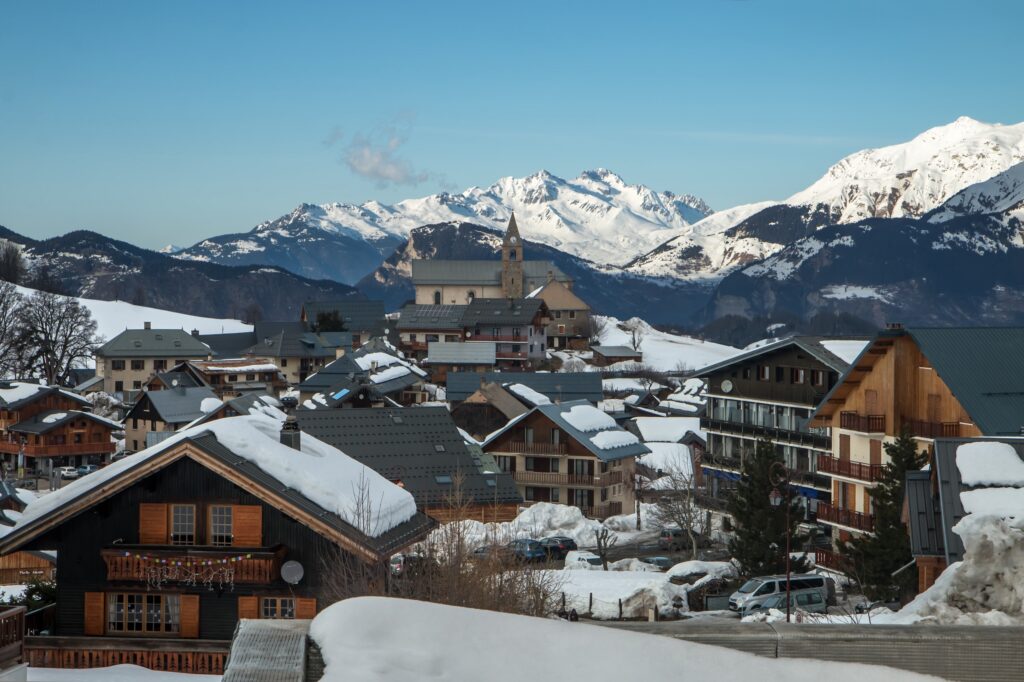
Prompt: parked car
<box><xmin>539</xmin><ymin>536</ymin><xmax>578</xmax><ymax>560</ymax></box>
<box><xmin>77</xmin><ymin>464</ymin><xmax>100</xmax><ymax>477</ymax></box>
<box><xmin>741</xmin><ymin>590</ymin><xmax>828</xmax><ymax>616</ymax></box>
<box><xmin>639</xmin><ymin>556</ymin><xmax>674</xmax><ymax>571</ymax></box>
<box><xmin>728</xmin><ymin>574</ymin><xmax>832</xmax><ymax>611</ymax></box>
<box><xmin>505</xmin><ymin>539</ymin><xmax>547</xmax><ymax>563</ymax></box>
<box><xmin>564</xmin><ymin>550</ymin><xmax>603</xmax><ymax>570</ymax></box>
<box><xmin>389</xmin><ymin>553</ymin><xmax>436</xmax><ymax>578</ymax></box>
<box><xmin>58</xmin><ymin>466</ymin><xmax>78</xmax><ymax>480</ymax></box>
<box><xmin>470</xmin><ymin>545</ymin><xmax>504</xmax><ymax>560</ymax></box>
<box><xmin>658</xmin><ymin>528</ymin><xmax>686</xmax><ymax>551</ymax></box>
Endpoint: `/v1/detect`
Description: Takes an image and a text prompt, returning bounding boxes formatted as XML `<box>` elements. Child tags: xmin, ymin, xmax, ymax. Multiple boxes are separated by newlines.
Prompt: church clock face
<box><xmin>510</xmin><ymin>236</ymin><xmax>518</xmax><ymax>244</ymax></box>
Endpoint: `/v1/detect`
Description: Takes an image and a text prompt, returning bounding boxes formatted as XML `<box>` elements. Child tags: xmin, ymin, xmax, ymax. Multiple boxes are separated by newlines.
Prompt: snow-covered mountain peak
<box><xmin>928</xmin><ymin>161</ymin><xmax>1024</xmax><ymax>225</ymax></box>
<box><xmin>788</xmin><ymin>116</ymin><xmax>1024</xmax><ymax>222</ymax></box>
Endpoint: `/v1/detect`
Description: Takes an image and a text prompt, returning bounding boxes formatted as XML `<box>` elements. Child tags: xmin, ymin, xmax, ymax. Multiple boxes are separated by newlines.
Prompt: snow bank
<box><xmin>551</xmin><ymin>568</ymin><xmax>689</xmax><ymax>618</ymax></box>
<box><xmin>590</xmin><ymin>430</ymin><xmax>640</xmax><ymax>450</ymax></box>
<box><xmin>27</xmin><ymin>664</ymin><xmax>221</xmax><ymax>681</ymax></box>
<box><xmin>562</xmin><ymin>404</ymin><xmax>616</xmax><ymax>432</ymax></box>
<box><xmin>310</xmin><ymin>597</ymin><xmax>937</xmax><ymax>681</ymax></box>
<box><xmin>956</xmin><ymin>442</ymin><xmax>1024</xmax><ymax>486</ymax></box>
<box><xmin>667</xmin><ymin>560</ymin><xmax>738</xmax><ymax>582</ymax></box>
<box><xmin>960</xmin><ymin>487</ymin><xmax>1024</xmax><ymax>517</ymax></box>
<box><xmin>596</xmin><ymin>316</ymin><xmax>740</xmax><ymax>373</ymax></box>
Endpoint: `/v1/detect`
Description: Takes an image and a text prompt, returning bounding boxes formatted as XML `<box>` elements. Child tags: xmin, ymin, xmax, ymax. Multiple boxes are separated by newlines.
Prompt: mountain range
<box><xmin>4</xmin><ymin>116</ymin><xmax>1024</xmax><ymax>340</ymax></box>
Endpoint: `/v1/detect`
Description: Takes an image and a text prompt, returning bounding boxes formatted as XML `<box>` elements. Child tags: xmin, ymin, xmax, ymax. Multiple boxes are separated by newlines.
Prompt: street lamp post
<box><xmin>769</xmin><ymin>461</ymin><xmax>792</xmax><ymax>623</ymax></box>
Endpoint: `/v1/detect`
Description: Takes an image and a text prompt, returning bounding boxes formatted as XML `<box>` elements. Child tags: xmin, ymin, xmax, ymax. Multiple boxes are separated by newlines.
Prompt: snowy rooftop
<box><xmin>633</xmin><ymin>416</ymin><xmax>704</xmax><ymax>443</ymax></box>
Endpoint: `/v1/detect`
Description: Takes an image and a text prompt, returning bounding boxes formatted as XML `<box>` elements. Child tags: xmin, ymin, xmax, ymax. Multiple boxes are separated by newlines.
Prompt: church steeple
<box><xmin>501</xmin><ymin>213</ymin><xmax>524</xmax><ymax>298</ymax></box>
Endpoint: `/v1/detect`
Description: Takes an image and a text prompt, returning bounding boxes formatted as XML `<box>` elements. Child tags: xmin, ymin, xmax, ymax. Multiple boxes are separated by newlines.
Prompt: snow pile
<box><xmin>15</xmin><ymin>414</ymin><xmax>417</xmax><ymax>539</ymax></box>
<box><xmin>562</xmin><ymin>404</ymin><xmax>616</xmax><ymax>432</ymax></box>
<box><xmin>369</xmin><ymin>365</ymin><xmax>412</xmax><ymax>384</ymax></box>
<box><xmin>27</xmin><ymin>664</ymin><xmax>221</xmax><ymax>681</ymax></box>
<box><xmin>633</xmin><ymin>416</ymin><xmax>703</xmax><ymax>443</ymax></box>
<box><xmin>355</xmin><ymin>352</ymin><xmax>404</xmax><ymax>370</ymax></box>
<box><xmin>199</xmin><ymin>397</ymin><xmax>222</xmax><ymax>414</ymax></box>
<box><xmin>311</xmin><ymin>597</ymin><xmax>933</xmax><ymax>682</ymax></box>
<box><xmin>41</xmin><ymin>412</ymin><xmax>67</xmax><ymax>423</ymax></box>
<box><xmin>550</xmin><ymin>569</ymin><xmax>692</xmax><ymax>618</ymax></box>
<box><xmin>505</xmin><ymin>383</ymin><xmax>550</xmax><ymax>406</ymax></box>
<box><xmin>956</xmin><ymin>442</ymin><xmax>1024</xmax><ymax>486</ymax></box>
<box><xmin>667</xmin><ymin>560</ymin><xmax>738</xmax><ymax>583</ymax></box>
<box><xmin>590</xmin><ymin>430</ymin><xmax>640</xmax><ymax>450</ymax></box>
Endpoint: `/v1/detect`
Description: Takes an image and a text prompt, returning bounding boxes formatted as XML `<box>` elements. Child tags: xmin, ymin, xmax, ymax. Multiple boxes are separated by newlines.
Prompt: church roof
<box><xmin>411</xmin><ymin>259</ymin><xmax>569</xmax><ymax>285</ymax></box>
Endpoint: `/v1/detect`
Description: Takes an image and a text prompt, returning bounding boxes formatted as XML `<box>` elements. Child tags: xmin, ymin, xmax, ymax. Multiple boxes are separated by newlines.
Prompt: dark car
<box><xmin>639</xmin><ymin>556</ymin><xmax>674</xmax><ymax>571</ymax></box>
<box><xmin>540</xmin><ymin>536</ymin><xmax>578</xmax><ymax>560</ymax></box>
<box><xmin>505</xmin><ymin>539</ymin><xmax>547</xmax><ymax>563</ymax></box>
<box><xmin>658</xmin><ymin>528</ymin><xmax>686</xmax><ymax>551</ymax></box>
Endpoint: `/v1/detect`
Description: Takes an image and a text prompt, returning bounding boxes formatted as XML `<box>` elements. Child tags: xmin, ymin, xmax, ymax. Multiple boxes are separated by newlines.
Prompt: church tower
<box><xmin>501</xmin><ymin>213</ymin><xmax>524</xmax><ymax>298</ymax></box>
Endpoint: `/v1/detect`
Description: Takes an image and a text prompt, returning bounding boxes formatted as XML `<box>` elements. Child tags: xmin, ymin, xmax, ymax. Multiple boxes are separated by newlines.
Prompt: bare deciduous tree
<box><xmin>587</xmin><ymin>315</ymin><xmax>607</xmax><ymax>346</ymax></box>
<box><xmin>623</xmin><ymin>319</ymin><xmax>646</xmax><ymax>352</ymax></box>
<box><xmin>593</xmin><ymin>526</ymin><xmax>617</xmax><ymax>571</ymax></box>
<box><xmin>0</xmin><ymin>283</ymin><xmax>24</xmax><ymax>378</ymax></box>
<box><xmin>0</xmin><ymin>243</ymin><xmax>26</xmax><ymax>285</ymax></box>
<box><xmin>650</xmin><ymin>470</ymin><xmax>707</xmax><ymax>560</ymax></box>
<box><xmin>16</xmin><ymin>291</ymin><xmax>100</xmax><ymax>385</ymax></box>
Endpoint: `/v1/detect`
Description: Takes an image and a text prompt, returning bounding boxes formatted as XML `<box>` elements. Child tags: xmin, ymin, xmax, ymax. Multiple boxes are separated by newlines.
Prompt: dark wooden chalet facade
<box><xmin>0</xmin><ymin>421</ymin><xmax>432</xmax><ymax>674</ymax></box>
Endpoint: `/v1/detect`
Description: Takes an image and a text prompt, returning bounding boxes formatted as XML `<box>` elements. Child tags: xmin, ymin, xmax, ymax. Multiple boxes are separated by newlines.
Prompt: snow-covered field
<box><xmin>309</xmin><ymin>597</ymin><xmax>937</xmax><ymax>681</ymax></box>
<box><xmin>15</xmin><ymin>285</ymin><xmax>251</xmax><ymax>341</ymax></box>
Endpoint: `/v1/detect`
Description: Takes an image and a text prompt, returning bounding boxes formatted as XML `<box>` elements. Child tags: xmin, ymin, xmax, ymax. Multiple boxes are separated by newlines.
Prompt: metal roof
<box><xmin>299</xmin><ymin>354</ymin><xmax>364</xmax><ymax>393</ymax></box>
<box><xmin>246</xmin><ymin>322</ymin><xmax>349</xmax><ymax>359</ymax></box>
<box><xmin>302</xmin><ymin>299</ymin><xmax>387</xmax><ymax>335</ymax></box>
<box><xmin>0</xmin><ymin>383</ymin><xmax>90</xmax><ymax>410</ymax></box>
<box><xmin>907</xmin><ymin>327</ymin><xmax>1024</xmax><ymax>436</ymax></box>
<box><xmin>222</xmin><ymin>619</ymin><xmax>310</xmax><ymax>682</ymax></box>
<box><xmin>695</xmin><ymin>336</ymin><xmax>858</xmax><ymax>377</ymax></box>
<box><xmin>153</xmin><ymin>370</ymin><xmax>202</xmax><ymax>389</ymax></box>
<box><xmin>462</xmin><ymin>298</ymin><xmax>545</xmax><ymax>327</ymax></box>
<box><xmin>396</xmin><ymin>304</ymin><xmax>467</xmax><ymax>330</ymax></box>
<box><xmin>97</xmin><ymin>328</ymin><xmax>211</xmax><ymax>358</ymax></box>
<box><xmin>133</xmin><ymin>386</ymin><xmax>220</xmax><ymax>424</ymax></box>
<box><xmin>905</xmin><ymin>470</ymin><xmax>945</xmax><ymax>558</ymax></box>
<box><xmin>426</xmin><ymin>342</ymin><xmax>496</xmax><ymax>365</ymax></box>
<box><xmin>9</xmin><ymin>409</ymin><xmax>120</xmax><ymax>435</ymax></box>
<box><xmin>198</xmin><ymin>331</ymin><xmax>260</xmax><ymax>359</ymax></box>
<box><xmin>411</xmin><ymin>259</ymin><xmax>568</xmax><ymax>286</ymax></box>
<box><xmin>295</xmin><ymin>407</ymin><xmax>520</xmax><ymax>507</ymax></box>
<box><xmin>591</xmin><ymin>345</ymin><xmax>643</xmax><ymax>358</ymax></box>
<box><xmin>445</xmin><ymin>372</ymin><xmax>603</xmax><ymax>403</ymax></box>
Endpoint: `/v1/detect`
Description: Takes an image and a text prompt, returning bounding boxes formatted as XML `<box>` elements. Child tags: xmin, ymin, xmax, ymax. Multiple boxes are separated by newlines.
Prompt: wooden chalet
<box><xmin>123</xmin><ymin>386</ymin><xmax>220</xmax><ymax>453</ymax></box>
<box><xmin>0</xmin><ymin>415</ymin><xmax>432</xmax><ymax>674</ymax></box>
<box><xmin>0</xmin><ymin>382</ymin><xmax>119</xmax><ymax>472</ymax></box>
<box><xmin>810</xmin><ymin>326</ymin><xmax>1024</xmax><ymax>550</ymax></box>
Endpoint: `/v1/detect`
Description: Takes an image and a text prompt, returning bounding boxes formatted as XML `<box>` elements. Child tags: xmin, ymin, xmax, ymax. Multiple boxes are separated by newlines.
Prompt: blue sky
<box><xmin>2</xmin><ymin>1</ymin><xmax>1023</xmax><ymax>248</ymax></box>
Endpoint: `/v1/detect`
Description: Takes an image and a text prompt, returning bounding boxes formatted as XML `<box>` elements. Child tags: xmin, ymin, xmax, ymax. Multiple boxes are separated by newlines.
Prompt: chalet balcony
<box><xmin>817</xmin><ymin>453</ymin><xmax>884</xmax><ymax>482</ymax></box>
<box><xmin>101</xmin><ymin>545</ymin><xmax>286</xmax><ymax>585</ymax></box>
<box><xmin>700</xmin><ymin>417</ymin><xmax>831</xmax><ymax>450</ymax></box>
<box><xmin>0</xmin><ymin>606</ymin><xmax>25</xmax><ymax>670</ymax></box>
<box><xmin>839</xmin><ymin>412</ymin><xmax>886</xmax><ymax>433</ymax></box>
<box><xmin>513</xmin><ymin>471</ymin><xmax>596</xmax><ymax>487</ymax></box>
<box><xmin>903</xmin><ymin>418</ymin><xmax>961</xmax><ymax>439</ymax></box>
<box><xmin>814</xmin><ymin>547</ymin><xmax>845</xmax><ymax>572</ymax></box>
<box><xmin>817</xmin><ymin>502</ymin><xmax>874</xmax><ymax>533</ymax></box>
<box><xmin>0</xmin><ymin>441</ymin><xmax>117</xmax><ymax>457</ymax></box>
<box><xmin>502</xmin><ymin>441</ymin><xmax>567</xmax><ymax>455</ymax></box>
<box><xmin>25</xmin><ymin>635</ymin><xmax>229</xmax><ymax>674</ymax></box>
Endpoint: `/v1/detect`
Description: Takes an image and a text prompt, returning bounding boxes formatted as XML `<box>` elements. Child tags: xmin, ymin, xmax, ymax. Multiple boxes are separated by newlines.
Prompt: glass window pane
<box><xmin>211</xmin><ymin>506</ymin><xmax>233</xmax><ymax>546</ymax></box>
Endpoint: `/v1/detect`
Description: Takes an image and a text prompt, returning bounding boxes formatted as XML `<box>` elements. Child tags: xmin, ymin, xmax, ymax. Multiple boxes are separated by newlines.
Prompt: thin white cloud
<box><xmin>326</xmin><ymin>118</ymin><xmax>440</xmax><ymax>187</ymax></box>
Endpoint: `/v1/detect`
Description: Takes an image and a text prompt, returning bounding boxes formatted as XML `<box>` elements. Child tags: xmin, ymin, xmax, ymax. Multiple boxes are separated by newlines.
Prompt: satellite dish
<box><xmin>281</xmin><ymin>560</ymin><xmax>304</xmax><ymax>585</ymax></box>
<box><xmin>721</xmin><ymin>379</ymin><xmax>734</xmax><ymax>394</ymax></box>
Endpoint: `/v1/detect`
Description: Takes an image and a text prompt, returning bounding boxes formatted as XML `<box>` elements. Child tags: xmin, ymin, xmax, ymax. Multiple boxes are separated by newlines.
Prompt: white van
<box><xmin>728</xmin><ymin>574</ymin><xmax>831</xmax><ymax>611</ymax></box>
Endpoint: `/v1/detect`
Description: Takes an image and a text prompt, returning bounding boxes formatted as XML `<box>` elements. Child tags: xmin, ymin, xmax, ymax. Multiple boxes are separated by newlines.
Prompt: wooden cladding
<box><xmin>84</xmin><ymin>592</ymin><xmax>104</xmax><ymax>636</ymax></box>
<box><xmin>237</xmin><ymin>596</ymin><xmax>258</xmax><ymax>620</ymax></box>
<box><xmin>138</xmin><ymin>503</ymin><xmax>262</xmax><ymax>546</ymax></box>
<box><xmin>295</xmin><ymin>598</ymin><xmax>316</xmax><ymax>619</ymax></box>
<box><xmin>237</xmin><ymin>595</ymin><xmax>315</xmax><ymax>620</ymax></box>
<box><xmin>24</xmin><ymin>638</ymin><xmax>229</xmax><ymax>674</ymax></box>
<box><xmin>180</xmin><ymin>595</ymin><xmax>199</xmax><ymax>639</ymax></box>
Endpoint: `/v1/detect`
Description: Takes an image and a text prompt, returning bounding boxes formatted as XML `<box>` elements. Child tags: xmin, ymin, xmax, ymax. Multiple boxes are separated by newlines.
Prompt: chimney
<box><xmin>191</xmin><ymin>328</ymin><xmax>199</xmax><ymax>337</ymax></box>
<box><xmin>280</xmin><ymin>415</ymin><xmax>301</xmax><ymax>450</ymax></box>
<box><xmin>886</xmin><ymin>322</ymin><xmax>904</xmax><ymax>330</ymax></box>
<box><xmin>144</xmin><ymin>321</ymin><xmax>152</xmax><ymax>330</ymax></box>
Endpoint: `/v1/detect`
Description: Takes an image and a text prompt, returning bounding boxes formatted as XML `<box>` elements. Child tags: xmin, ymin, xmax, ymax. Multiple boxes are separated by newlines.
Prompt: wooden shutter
<box><xmin>295</xmin><ymin>598</ymin><xmax>317</xmax><ymax>619</ymax></box>
<box><xmin>84</xmin><ymin>592</ymin><xmax>105</xmax><ymax>635</ymax></box>
<box><xmin>232</xmin><ymin>505</ymin><xmax>262</xmax><ymax>547</ymax></box>
<box><xmin>180</xmin><ymin>594</ymin><xmax>200</xmax><ymax>638</ymax></box>
<box><xmin>869</xmin><ymin>439</ymin><xmax>882</xmax><ymax>467</ymax></box>
<box><xmin>237</xmin><ymin>596</ymin><xmax>258</xmax><ymax>620</ymax></box>
<box><xmin>139</xmin><ymin>503</ymin><xmax>168</xmax><ymax>544</ymax></box>
<box><xmin>839</xmin><ymin>434</ymin><xmax>851</xmax><ymax>461</ymax></box>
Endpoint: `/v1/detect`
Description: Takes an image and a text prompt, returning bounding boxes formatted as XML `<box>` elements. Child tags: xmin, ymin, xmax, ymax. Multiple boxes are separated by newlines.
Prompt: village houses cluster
<box><xmin>0</xmin><ymin>215</ymin><xmax>1020</xmax><ymax>678</ymax></box>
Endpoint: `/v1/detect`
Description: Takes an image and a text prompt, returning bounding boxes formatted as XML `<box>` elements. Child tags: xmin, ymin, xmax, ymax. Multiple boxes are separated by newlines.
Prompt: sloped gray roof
<box><xmin>295</xmin><ymin>407</ymin><xmax>520</xmax><ymax>507</ymax></box>
<box><xmin>153</xmin><ymin>371</ymin><xmax>202</xmax><ymax>389</ymax></box>
<box><xmin>299</xmin><ymin>354</ymin><xmax>366</xmax><ymax>394</ymax></box>
<box><xmin>426</xmin><ymin>342</ymin><xmax>496</xmax><ymax>365</ymax></box>
<box><xmin>446</xmin><ymin>372</ymin><xmax>602</xmax><ymax>403</ymax></box>
<box><xmin>246</xmin><ymin>322</ymin><xmax>350</xmax><ymax>359</ymax></box>
<box><xmin>139</xmin><ymin>386</ymin><xmax>219</xmax><ymax>424</ymax></box>
<box><xmin>198</xmin><ymin>331</ymin><xmax>259</xmax><ymax>359</ymax></box>
<box><xmin>411</xmin><ymin>259</ymin><xmax>568</xmax><ymax>285</ymax></box>
<box><xmin>10</xmin><ymin>409</ymin><xmax>120</xmax><ymax>435</ymax></box>
<box><xmin>591</xmin><ymin>345</ymin><xmax>643</xmax><ymax>358</ymax></box>
<box><xmin>695</xmin><ymin>336</ymin><xmax>860</xmax><ymax>378</ymax></box>
<box><xmin>0</xmin><ymin>383</ymin><xmax>90</xmax><ymax>410</ymax></box>
<box><xmin>905</xmin><ymin>470</ymin><xmax>945</xmax><ymax>558</ymax></box>
<box><xmin>97</xmin><ymin>329</ymin><xmax>211</xmax><ymax>358</ymax></box>
<box><xmin>396</xmin><ymin>304</ymin><xmax>467</xmax><ymax>330</ymax></box>
<box><xmin>462</xmin><ymin>298</ymin><xmax>545</xmax><ymax>327</ymax></box>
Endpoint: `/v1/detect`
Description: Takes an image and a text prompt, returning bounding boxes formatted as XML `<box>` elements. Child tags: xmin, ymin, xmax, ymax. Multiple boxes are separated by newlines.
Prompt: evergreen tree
<box><xmin>314</xmin><ymin>310</ymin><xmax>347</xmax><ymax>333</ymax></box>
<box><xmin>727</xmin><ymin>439</ymin><xmax>807</xmax><ymax>577</ymax></box>
<box><xmin>839</xmin><ymin>428</ymin><xmax>927</xmax><ymax>601</ymax></box>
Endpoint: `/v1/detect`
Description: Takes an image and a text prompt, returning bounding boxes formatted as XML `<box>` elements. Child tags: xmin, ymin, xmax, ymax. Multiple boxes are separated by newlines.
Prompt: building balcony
<box><xmin>579</xmin><ymin>502</ymin><xmax>622</xmax><ymax>519</ymax></box>
<box><xmin>501</xmin><ymin>442</ymin><xmax>568</xmax><ymax>455</ymax></box>
<box><xmin>817</xmin><ymin>502</ymin><xmax>874</xmax><ymax>533</ymax></box>
<box><xmin>902</xmin><ymin>418</ymin><xmax>961</xmax><ymax>439</ymax></box>
<box><xmin>25</xmin><ymin>635</ymin><xmax>229</xmax><ymax>675</ymax></box>
<box><xmin>471</xmin><ymin>334</ymin><xmax>527</xmax><ymax>342</ymax></box>
<box><xmin>101</xmin><ymin>545</ymin><xmax>287</xmax><ymax>585</ymax></box>
<box><xmin>0</xmin><ymin>441</ymin><xmax>117</xmax><ymax>457</ymax></box>
<box><xmin>817</xmin><ymin>453</ymin><xmax>884</xmax><ymax>482</ymax></box>
<box><xmin>700</xmin><ymin>417</ymin><xmax>831</xmax><ymax>450</ymax></box>
<box><xmin>495</xmin><ymin>351</ymin><xmax>528</xmax><ymax>360</ymax></box>
<box><xmin>512</xmin><ymin>470</ymin><xmax>622</xmax><ymax>487</ymax></box>
<box><xmin>0</xmin><ymin>606</ymin><xmax>25</xmax><ymax>670</ymax></box>
<box><xmin>814</xmin><ymin>547</ymin><xmax>845</xmax><ymax>572</ymax></box>
<box><xmin>839</xmin><ymin>412</ymin><xmax>885</xmax><ymax>434</ymax></box>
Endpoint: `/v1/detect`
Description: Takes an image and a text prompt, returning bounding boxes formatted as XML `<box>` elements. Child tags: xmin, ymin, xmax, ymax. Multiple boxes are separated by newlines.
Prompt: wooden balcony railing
<box><xmin>602</xmin><ymin>470</ymin><xmax>624</xmax><ymax>486</ymax></box>
<box><xmin>25</xmin><ymin>636</ymin><xmax>229</xmax><ymax>674</ymax></box>
<box><xmin>101</xmin><ymin>545</ymin><xmax>286</xmax><ymax>585</ymax></box>
<box><xmin>503</xmin><ymin>442</ymin><xmax>567</xmax><ymax>455</ymax></box>
<box><xmin>903</xmin><ymin>419</ymin><xmax>961</xmax><ymax>439</ymax></box>
<box><xmin>840</xmin><ymin>412</ymin><xmax>886</xmax><ymax>433</ymax></box>
<box><xmin>513</xmin><ymin>471</ymin><xmax>596</xmax><ymax>487</ymax></box>
<box><xmin>817</xmin><ymin>453</ymin><xmax>884</xmax><ymax>482</ymax></box>
<box><xmin>579</xmin><ymin>502</ymin><xmax>623</xmax><ymax>519</ymax></box>
<box><xmin>814</xmin><ymin>548</ymin><xmax>845</xmax><ymax>572</ymax></box>
<box><xmin>817</xmin><ymin>502</ymin><xmax>874</xmax><ymax>533</ymax></box>
<box><xmin>0</xmin><ymin>441</ymin><xmax>117</xmax><ymax>457</ymax></box>
<box><xmin>700</xmin><ymin>417</ymin><xmax>831</xmax><ymax>450</ymax></box>
<box><xmin>0</xmin><ymin>606</ymin><xmax>25</xmax><ymax>669</ymax></box>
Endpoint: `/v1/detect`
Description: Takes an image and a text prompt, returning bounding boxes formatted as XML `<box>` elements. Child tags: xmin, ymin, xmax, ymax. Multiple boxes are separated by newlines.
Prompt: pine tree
<box><xmin>840</xmin><ymin>428</ymin><xmax>927</xmax><ymax>601</ymax></box>
<box><xmin>727</xmin><ymin>439</ymin><xmax>807</xmax><ymax>577</ymax></box>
